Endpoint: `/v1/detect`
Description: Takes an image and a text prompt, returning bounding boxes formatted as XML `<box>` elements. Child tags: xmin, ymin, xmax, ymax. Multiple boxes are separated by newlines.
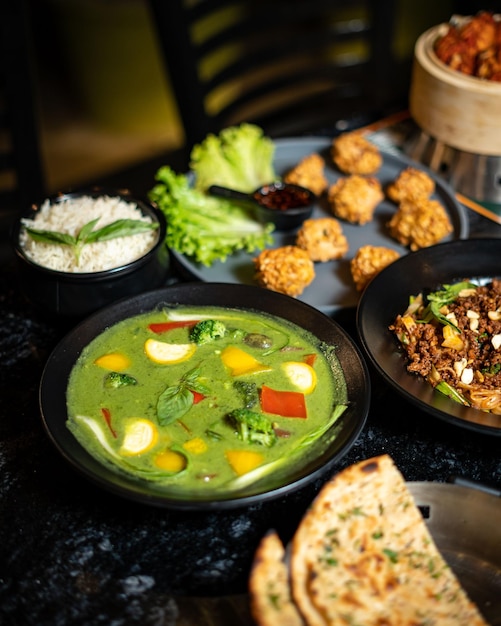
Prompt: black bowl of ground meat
<box><xmin>356</xmin><ymin>238</ymin><xmax>501</xmax><ymax>436</ymax></box>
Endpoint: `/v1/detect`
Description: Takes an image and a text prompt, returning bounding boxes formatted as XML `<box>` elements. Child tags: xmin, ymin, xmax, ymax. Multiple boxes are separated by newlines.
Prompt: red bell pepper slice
<box><xmin>148</xmin><ymin>320</ymin><xmax>199</xmax><ymax>334</ymax></box>
<box><xmin>101</xmin><ymin>407</ymin><xmax>117</xmax><ymax>438</ymax></box>
<box><xmin>304</xmin><ymin>353</ymin><xmax>317</xmax><ymax>366</ymax></box>
<box><xmin>192</xmin><ymin>391</ymin><xmax>206</xmax><ymax>404</ymax></box>
<box><xmin>260</xmin><ymin>385</ymin><xmax>307</xmax><ymax>418</ymax></box>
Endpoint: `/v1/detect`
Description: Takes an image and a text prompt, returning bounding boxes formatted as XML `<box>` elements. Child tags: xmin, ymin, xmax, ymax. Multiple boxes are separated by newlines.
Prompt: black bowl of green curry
<box><xmin>39</xmin><ymin>282</ymin><xmax>370</xmax><ymax>510</ymax></box>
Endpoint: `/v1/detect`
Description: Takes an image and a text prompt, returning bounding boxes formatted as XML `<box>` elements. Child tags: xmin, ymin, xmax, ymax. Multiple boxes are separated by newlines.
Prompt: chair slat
<box><xmin>147</xmin><ymin>0</ymin><xmax>407</xmax><ymax>147</ymax></box>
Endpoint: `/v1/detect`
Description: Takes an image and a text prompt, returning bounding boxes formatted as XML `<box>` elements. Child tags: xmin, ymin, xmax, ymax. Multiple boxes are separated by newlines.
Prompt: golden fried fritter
<box><xmin>254</xmin><ymin>246</ymin><xmax>315</xmax><ymax>297</ymax></box>
<box><xmin>296</xmin><ymin>217</ymin><xmax>349</xmax><ymax>262</ymax></box>
<box><xmin>328</xmin><ymin>175</ymin><xmax>384</xmax><ymax>225</ymax></box>
<box><xmin>388</xmin><ymin>198</ymin><xmax>453</xmax><ymax>251</ymax></box>
<box><xmin>386</xmin><ymin>167</ymin><xmax>435</xmax><ymax>203</ymax></box>
<box><xmin>350</xmin><ymin>245</ymin><xmax>400</xmax><ymax>291</ymax></box>
<box><xmin>331</xmin><ymin>132</ymin><xmax>382</xmax><ymax>175</ymax></box>
<box><xmin>283</xmin><ymin>153</ymin><xmax>328</xmax><ymax>196</ymax></box>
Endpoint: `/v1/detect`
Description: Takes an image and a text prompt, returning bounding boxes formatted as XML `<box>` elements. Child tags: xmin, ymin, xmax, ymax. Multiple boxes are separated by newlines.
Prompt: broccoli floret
<box><xmin>103</xmin><ymin>372</ymin><xmax>137</xmax><ymax>388</ymax></box>
<box><xmin>226</xmin><ymin>327</ymin><xmax>246</xmax><ymax>341</ymax></box>
<box><xmin>233</xmin><ymin>380</ymin><xmax>259</xmax><ymax>409</ymax></box>
<box><xmin>190</xmin><ymin>319</ymin><xmax>227</xmax><ymax>344</ymax></box>
<box><xmin>228</xmin><ymin>408</ymin><xmax>277</xmax><ymax>447</ymax></box>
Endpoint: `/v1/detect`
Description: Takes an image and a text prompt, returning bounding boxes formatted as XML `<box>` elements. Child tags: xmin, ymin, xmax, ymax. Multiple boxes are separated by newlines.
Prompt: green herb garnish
<box><xmin>103</xmin><ymin>372</ymin><xmax>138</xmax><ymax>389</ymax></box>
<box><xmin>157</xmin><ymin>367</ymin><xmax>211</xmax><ymax>425</ymax></box>
<box><xmin>24</xmin><ymin>218</ymin><xmax>158</xmax><ymax>265</ymax></box>
<box><xmin>383</xmin><ymin>548</ymin><xmax>399</xmax><ymax>564</ymax></box>
<box><xmin>435</xmin><ymin>381</ymin><xmax>470</xmax><ymax>405</ymax></box>
<box><xmin>418</xmin><ymin>281</ymin><xmax>477</xmax><ymax>331</ymax></box>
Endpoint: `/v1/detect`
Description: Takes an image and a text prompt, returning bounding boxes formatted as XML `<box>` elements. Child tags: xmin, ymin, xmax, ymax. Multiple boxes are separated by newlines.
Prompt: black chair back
<box><xmin>0</xmin><ymin>1</ymin><xmax>45</xmax><ymax>225</ymax></box>
<box><xmin>147</xmin><ymin>0</ymin><xmax>408</xmax><ymax>148</ymax></box>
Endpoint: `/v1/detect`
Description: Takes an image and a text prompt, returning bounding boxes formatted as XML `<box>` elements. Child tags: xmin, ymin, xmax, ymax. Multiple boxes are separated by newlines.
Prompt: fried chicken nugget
<box><xmin>328</xmin><ymin>175</ymin><xmax>384</xmax><ymax>225</ymax></box>
<box><xmin>331</xmin><ymin>132</ymin><xmax>382</xmax><ymax>175</ymax></box>
<box><xmin>387</xmin><ymin>167</ymin><xmax>435</xmax><ymax>203</ymax></box>
<box><xmin>283</xmin><ymin>153</ymin><xmax>328</xmax><ymax>196</ymax></box>
<box><xmin>350</xmin><ymin>245</ymin><xmax>400</xmax><ymax>291</ymax></box>
<box><xmin>254</xmin><ymin>246</ymin><xmax>315</xmax><ymax>297</ymax></box>
<box><xmin>388</xmin><ymin>198</ymin><xmax>453</xmax><ymax>251</ymax></box>
<box><xmin>296</xmin><ymin>217</ymin><xmax>349</xmax><ymax>262</ymax></box>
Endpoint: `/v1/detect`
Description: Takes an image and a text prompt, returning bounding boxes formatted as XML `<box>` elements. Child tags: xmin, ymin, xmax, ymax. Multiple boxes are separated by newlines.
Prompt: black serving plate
<box><xmin>171</xmin><ymin>137</ymin><xmax>469</xmax><ymax>314</ymax></box>
<box><xmin>39</xmin><ymin>282</ymin><xmax>370</xmax><ymax>510</ymax></box>
<box><xmin>356</xmin><ymin>238</ymin><xmax>501</xmax><ymax>435</ymax></box>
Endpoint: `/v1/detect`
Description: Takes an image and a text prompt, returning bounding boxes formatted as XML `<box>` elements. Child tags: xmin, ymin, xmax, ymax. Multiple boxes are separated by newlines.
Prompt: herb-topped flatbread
<box><xmin>249</xmin><ymin>530</ymin><xmax>304</xmax><ymax>626</ymax></box>
<box><xmin>250</xmin><ymin>455</ymin><xmax>489</xmax><ymax>626</ymax></box>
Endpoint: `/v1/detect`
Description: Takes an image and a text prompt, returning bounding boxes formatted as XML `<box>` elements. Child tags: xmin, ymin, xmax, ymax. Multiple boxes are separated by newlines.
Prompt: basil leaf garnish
<box><xmin>24</xmin><ymin>227</ymin><xmax>76</xmax><ymax>246</ymax></box>
<box><xmin>156</xmin><ymin>367</ymin><xmax>210</xmax><ymax>425</ymax></box>
<box><xmin>85</xmin><ymin>219</ymin><xmax>158</xmax><ymax>244</ymax></box>
<box><xmin>157</xmin><ymin>385</ymin><xmax>194</xmax><ymax>425</ymax></box>
<box><xmin>24</xmin><ymin>217</ymin><xmax>158</xmax><ymax>266</ymax></box>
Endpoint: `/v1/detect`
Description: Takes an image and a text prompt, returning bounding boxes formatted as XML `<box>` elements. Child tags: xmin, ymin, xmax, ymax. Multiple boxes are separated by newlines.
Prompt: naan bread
<box><xmin>249</xmin><ymin>530</ymin><xmax>304</xmax><ymax>626</ymax></box>
<box><xmin>250</xmin><ymin>455</ymin><xmax>489</xmax><ymax>626</ymax></box>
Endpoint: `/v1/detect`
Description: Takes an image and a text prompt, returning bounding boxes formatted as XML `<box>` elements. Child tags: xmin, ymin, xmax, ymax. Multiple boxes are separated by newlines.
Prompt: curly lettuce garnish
<box><xmin>149</xmin><ymin>166</ymin><xmax>274</xmax><ymax>266</ymax></box>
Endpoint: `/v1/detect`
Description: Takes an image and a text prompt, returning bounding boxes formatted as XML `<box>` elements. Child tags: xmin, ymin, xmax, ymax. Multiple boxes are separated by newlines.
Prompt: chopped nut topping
<box><xmin>460</xmin><ymin>367</ymin><xmax>474</xmax><ymax>384</ymax></box>
<box><xmin>491</xmin><ymin>334</ymin><xmax>501</xmax><ymax>349</ymax></box>
<box><xmin>459</xmin><ymin>288</ymin><xmax>477</xmax><ymax>297</ymax></box>
<box><xmin>454</xmin><ymin>358</ymin><xmax>467</xmax><ymax>377</ymax></box>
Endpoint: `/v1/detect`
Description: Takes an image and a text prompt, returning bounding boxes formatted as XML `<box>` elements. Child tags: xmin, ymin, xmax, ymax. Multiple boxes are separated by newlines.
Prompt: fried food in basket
<box><xmin>254</xmin><ymin>246</ymin><xmax>315</xmax><ymax>297</ymax></box>
<box><xmin>350</xmin><ymin>245</ymin><xmax>400</xmax><ymax>291</ymax></box>
<box><xmin>434</xmin><ymin>11</ymin><xmax>501</xmax><ymax>80</ymax></box>
<box><xmin>250</xmin><ymin>455</ymin><xmax>489</xmax><ymax>626</ymax></box>
<box><xmin>388</xmin><ymin>198</ymin><xmax>453</xmax><ymax>251</ymax></box>
<box><xmin>283</xmin><ymin>153</ymin><xmax>328</xmax><ymax>196</ymax></box>
<box><xmin>328</xmin><ymin>175</ymin><xmax>384</xmax><ymax>225</ymax></box>
<box><xmin>331</xmin><ymin>132</ymin><xmax>382</xmax><ymax>175</ymax></box>
<box><xmin>295</xmin><ymin>217</ymin><xmax>349</xmax><ymax>262</ymax></box>
<box><xmin>386</xmin><ymin>167</ymin><xmax>435</xmax><ymax>203</ymax></box>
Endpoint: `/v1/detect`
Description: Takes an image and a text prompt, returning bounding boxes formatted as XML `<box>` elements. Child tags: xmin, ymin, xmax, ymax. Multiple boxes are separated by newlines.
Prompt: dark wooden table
<box><xmin>1</xmin><ymin>142</ymin><xmax>500</xmax><ymax>626</ymax></box>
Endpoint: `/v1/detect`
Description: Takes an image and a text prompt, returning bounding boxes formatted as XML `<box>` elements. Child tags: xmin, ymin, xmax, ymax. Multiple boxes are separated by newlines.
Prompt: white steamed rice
<box><xmin>19</xmin><ymin>195</ymin><xmax>159</xmax><ymax>273</ymax></box>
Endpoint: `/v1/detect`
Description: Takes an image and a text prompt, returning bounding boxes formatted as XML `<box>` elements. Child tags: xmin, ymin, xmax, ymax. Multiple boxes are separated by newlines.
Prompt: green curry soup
<box><xmin>66</xmin><ymin>306</ymin><xmax>347</xmax><ymax>494</ymax></box>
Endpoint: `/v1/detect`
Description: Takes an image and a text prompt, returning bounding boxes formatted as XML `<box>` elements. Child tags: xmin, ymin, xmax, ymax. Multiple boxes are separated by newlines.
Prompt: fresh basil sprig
<box><xmin>24</xmin><ymin>218</ymin><xmax>158</xmax><ymax>264</ymax></box>
<box><xmin>418</xmin><ymin>281</ymin><xmax>477</xmax><ymax>330</ymax></box>
<box><xmin>157</xmin><ymin>367</ymin><xmax>211</xmax><ymax>426</ymax></box>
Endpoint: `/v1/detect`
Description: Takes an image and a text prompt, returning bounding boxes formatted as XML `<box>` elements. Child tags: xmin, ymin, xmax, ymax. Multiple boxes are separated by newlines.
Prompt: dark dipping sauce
<box><xmin>254</xmin><ymin>183</ymin><xmax>313</xmax><ymax>211</ymax></box>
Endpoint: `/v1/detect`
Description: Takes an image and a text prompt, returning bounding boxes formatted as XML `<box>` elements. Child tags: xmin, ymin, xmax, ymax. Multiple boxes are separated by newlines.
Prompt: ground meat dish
<box><xmin>390</xmin><ymin>279</ymin><xmax>501</xmax><ymax>413</ymax></box>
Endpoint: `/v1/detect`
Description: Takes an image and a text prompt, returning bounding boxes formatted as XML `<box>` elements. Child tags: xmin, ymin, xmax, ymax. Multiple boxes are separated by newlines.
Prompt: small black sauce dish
<box><xmin>209</xmin><ymin>181</ymin><xmax>315</xmax><ymax>231</ymax></box>
<box><xmin>11</xmin><ymin>188</ymin><xmax>170</xmax><ymax>319</ymax></box>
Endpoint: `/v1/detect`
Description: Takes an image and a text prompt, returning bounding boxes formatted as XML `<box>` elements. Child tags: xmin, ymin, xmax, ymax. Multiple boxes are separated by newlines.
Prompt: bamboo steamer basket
<box><xmin>410</xmin><ymin>20</ymin><xmax>501</xmax><ymax>156</ymax></box>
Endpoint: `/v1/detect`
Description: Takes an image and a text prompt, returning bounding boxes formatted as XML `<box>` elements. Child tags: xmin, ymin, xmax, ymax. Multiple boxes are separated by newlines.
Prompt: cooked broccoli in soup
<box><xmin>190</xmin><ymin>319</ymin><xmax>227</xmax><ymax>344</ymax></box>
